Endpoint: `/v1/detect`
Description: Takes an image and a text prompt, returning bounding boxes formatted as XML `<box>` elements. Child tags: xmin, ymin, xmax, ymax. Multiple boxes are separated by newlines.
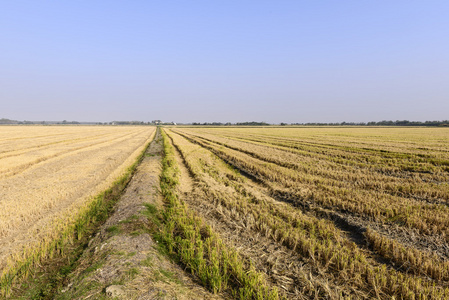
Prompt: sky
<box><xmin>1</xmin><ymin>1</ymin><xmax>448</xmax><ymax>123</ymax></box>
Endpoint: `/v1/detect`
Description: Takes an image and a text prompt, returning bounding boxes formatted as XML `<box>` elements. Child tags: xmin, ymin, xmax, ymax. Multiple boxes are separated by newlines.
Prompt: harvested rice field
<box><xmin>158</xmin><ymin>126</ymin><xmax>449</xmax><ymax>299</ymax></box>
<box><xmin>2</xmin><ymin>125</ymin><xmax>449</xmax><ymax>299</ymax></box>
<box><xmin>0</xmin><ymin>126</ymin><xmax>155</xmax><ymax>295</ymax></box>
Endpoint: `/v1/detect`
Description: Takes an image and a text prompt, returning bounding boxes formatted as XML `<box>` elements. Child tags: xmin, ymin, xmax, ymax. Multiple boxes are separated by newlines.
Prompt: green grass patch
<box><xmin>142</xmin><ymin>203</ymin><xmax>162</xmax><ymax>232</ymax></box>
<box><xmin>83</xmin><ymin>259</ymin><xmax>105</xmax><ymax>276</ymax></box>
<box><xmin>105</xmin><ymin>225</ymin><xmax>122</xmax><ymax>235</ymax></box>
<box><xmin>140</xmin><ymin>255</ymin><xmax>154</xmax><ymax>267</ymax></box>
<box><xmin>127</xmin><ymin>252</ymin><xmax>136</xmax><ymax>257</ymax></box>
<box><xmin>119</xmin><ymin>215</ymin><xmax>139</xmax><ymax>224</ymax></box>
<box><xmin>130</xmin><ymin>229</ymin><xmax>147</xmax><ymax>236</ymax></box>
<box><xmin>126</xmin><ymin>267</ymin><xmax>139</xmax><ymax>279</ymax></box>
<box><xmin>154</xmin><ymin>268</ymin><xmax>182</xmax><ymax>285</ymax></box>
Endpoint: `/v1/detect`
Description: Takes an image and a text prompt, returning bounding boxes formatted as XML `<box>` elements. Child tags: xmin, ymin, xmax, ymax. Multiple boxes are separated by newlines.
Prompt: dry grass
<box><xmin>165</xmin><ymin>126</ymin><xmax>449</xmax><ymax>299</ymax></box>
<box><xmin>159</xmin><ymin>129</ymin><xmax>280</xmax><ymax>299</ymax></box>
<box><xmin>173</xmin><ymin>128</ymin><xmax>449</xmax><ymax>235</ymax></box>
<box><xmin>174</xmin><ymin>128</ymin><xmax>449</xmax><ymax>236</ymax></box>
<box><xmin>0</xmin><ymin>126</ymin><xmax>155</xmax><ymax>282</ymax></box>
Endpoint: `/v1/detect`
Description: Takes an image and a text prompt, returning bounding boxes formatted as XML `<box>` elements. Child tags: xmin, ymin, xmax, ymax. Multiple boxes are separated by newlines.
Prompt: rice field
<box><xmin>0</xmin><ymin>125</ymin><xmax>155</xmax><ymax>294</ymax></box>
<box><xmin>2</xmin><ymin>125</ymin><xmax>449</xmax><ymax>299</ymax></box>
<box><xmin>159</xmin><ymin>126</ymin><xmax>449</xmax><ymax>299</ymax></box>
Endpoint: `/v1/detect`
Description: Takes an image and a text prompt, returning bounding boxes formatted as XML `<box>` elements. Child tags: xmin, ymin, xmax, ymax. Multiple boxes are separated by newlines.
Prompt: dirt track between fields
<box><xmin>57</xmin><ymin>129</ymin><xmax>221</xmax><ymax>300</ymax></box>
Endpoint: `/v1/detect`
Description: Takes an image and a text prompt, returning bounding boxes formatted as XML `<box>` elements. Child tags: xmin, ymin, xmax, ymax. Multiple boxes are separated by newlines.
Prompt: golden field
<box><xmin>0</xmin><ymin>126</ymin><xmax>155</xmax><ymax>285</ymax></box>
<box><xmin>3</xmin><ymin>125</ymin><xmax>448</xmax><ymax>299</ymax></box>
<box><xmin>159</xmin><ymin>126</ymin><xmax>449</xmax><ymax>299</ymax></box>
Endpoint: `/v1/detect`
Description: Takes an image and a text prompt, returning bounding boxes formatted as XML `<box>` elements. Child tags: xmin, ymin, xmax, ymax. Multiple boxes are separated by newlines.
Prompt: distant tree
<box><xmin>300</xmin><ymin>120</ymin><xmax>449</xmax><ymax>127</ymax></box>
<box><xmin>236</xmin><ymin>121</ymin><xmax>269</xmax><ymax>126</ymax></box>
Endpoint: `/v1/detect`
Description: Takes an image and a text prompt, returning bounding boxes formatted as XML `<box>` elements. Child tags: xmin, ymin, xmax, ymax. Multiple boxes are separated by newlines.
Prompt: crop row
<box><xmin>183</xmin><ymin>130</ymin><xmax>449</xmax><ymax>202</ymax></box>
<box><xmin>195</xmin><ymin>128</ymin><xmax>449</xmax><ymax>175</ymax></box>
<box><xmin>0</xmin><ymin>127</ymin><xmax>155</xmax><ymax>297</ymax></box>
<box><xmin>158</xmin><ymin>129</ymin><xmax>279</xmax><ymax>299</ymax></box>
<box><xmin>166</xmin><ymin>129</ymin><xmax>449</xmax><ymax>299</ymax></box>
<box><xmin>174</xmin><ymin>129</ymin><xmax>449</xmax><ymax>237</ymax></box>
<box><xmin>0</xmin><ymin>129</ymin><xmax>154</xmax><ymax>297</ymax></box>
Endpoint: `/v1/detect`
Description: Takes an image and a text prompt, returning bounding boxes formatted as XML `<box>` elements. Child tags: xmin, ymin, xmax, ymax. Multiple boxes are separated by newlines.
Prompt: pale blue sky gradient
<box><xmin>1</xmin><ymin>1</ymin><xmax>448</xmax><ymax>123</ymax></box>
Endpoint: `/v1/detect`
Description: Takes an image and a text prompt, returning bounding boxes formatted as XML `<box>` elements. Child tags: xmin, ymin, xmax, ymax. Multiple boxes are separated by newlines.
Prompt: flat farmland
<box><xmin>0</xmin><ymin>126</ymin><xmax>155</xmax><ymax>292</ymax></box>
<box><xmin>161</xmin><ymin>126</ymin><xmax>449</xmax><ymax>299</ymax></box>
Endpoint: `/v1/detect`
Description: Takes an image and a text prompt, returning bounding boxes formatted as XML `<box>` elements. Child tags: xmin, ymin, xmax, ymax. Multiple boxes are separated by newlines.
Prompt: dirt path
<box><xmin>56</xmin><ymin>128</ymin><xmax>221</xmax><ymax>300</ymax></box>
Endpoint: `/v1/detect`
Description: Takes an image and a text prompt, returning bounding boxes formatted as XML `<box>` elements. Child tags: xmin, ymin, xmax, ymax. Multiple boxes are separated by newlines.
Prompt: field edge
<box><xmin>0</xmin><ymin>128</ymin><xmax>157</xmax><ymax>298</ymax></box>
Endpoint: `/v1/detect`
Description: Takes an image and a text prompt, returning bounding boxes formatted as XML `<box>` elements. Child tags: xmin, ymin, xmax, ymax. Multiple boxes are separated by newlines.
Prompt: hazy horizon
<box><xmin>2</xmin><ymin>1</ymin><xmax>448</xmax><ymax>123</ymax></box>
<box><xmin>2</xmin><ymin>117</ymin><xmax>449</xmax><ymax>125</ymax></box>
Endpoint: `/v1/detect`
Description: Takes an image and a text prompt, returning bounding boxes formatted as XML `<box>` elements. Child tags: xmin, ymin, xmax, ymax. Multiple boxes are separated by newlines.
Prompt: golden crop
<box><xmin>0</xmin><ymin>126</ymin><xmax>155</xmax><ymax>278</ymax></box>
<box><xmin>164</xmin><ymin>126</ymin><xmax>449</xmax><ymax>299</ymax></box>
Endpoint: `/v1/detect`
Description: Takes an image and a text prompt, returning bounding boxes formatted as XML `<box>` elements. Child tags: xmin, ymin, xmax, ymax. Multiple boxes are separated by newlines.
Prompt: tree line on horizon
<box><xmin>192</xmin><ymin>120</ymin><xmax>449</xmax><ymax>127</ymax></box>
<box><xmin>1</xmin><ymin>118</ymin><xmax>448</xmax><ymax>127</ymax></box>
<box><xmin>295</xmin><ymin>120</ymin><xmax>449</xmax><ymax>126</ymax></box>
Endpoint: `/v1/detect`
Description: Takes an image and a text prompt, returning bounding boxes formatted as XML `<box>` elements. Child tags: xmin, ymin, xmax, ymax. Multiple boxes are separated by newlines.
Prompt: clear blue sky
<box><xmin>1</xmin><ymin>1</ymin><xmax>448</xmax><ymax>123</ymax></box>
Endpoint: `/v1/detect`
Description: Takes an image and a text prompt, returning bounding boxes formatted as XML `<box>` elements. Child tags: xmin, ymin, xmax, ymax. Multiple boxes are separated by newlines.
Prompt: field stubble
<box><xmin>0</xmin><ymin>125</ymin><xmax>155</xmax><ymax>295</ymax></box>
<box><xmin>164</xmin><ymin>126</ymin><xmax>449</xmax><ymax>299</ymax></box>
